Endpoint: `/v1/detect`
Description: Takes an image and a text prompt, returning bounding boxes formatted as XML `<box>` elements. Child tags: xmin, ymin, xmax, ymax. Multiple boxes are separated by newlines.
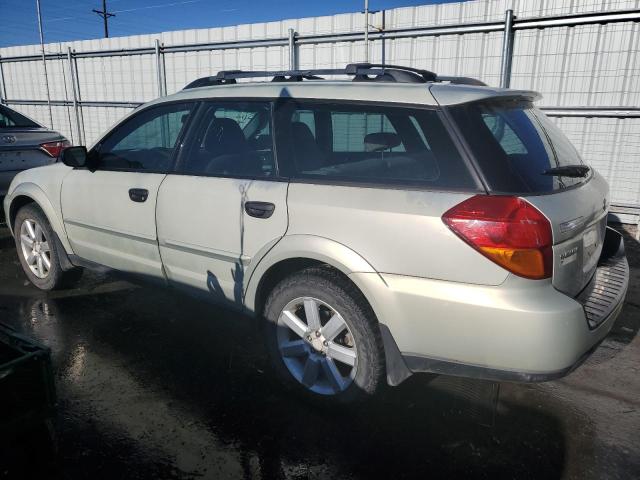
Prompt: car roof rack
<box><xmin>183</xmin><ymin>63</ymin><xmax>486</xmax><ymax>89</ymax></box>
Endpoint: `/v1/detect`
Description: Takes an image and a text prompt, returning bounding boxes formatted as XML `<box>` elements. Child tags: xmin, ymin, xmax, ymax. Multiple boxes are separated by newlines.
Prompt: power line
<box><xmin>92</xmin><ymin>0</ymin><xmax>115</xmax><ymax>38</ymax></box>
<box><xmin>111</xmin><ymin>0</ymin><xmax>203</xmax><ymax>14</ymax></box>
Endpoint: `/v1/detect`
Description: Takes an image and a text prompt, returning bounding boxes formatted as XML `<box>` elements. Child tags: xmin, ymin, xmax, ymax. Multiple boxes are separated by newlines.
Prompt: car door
<box><xmin>61</xmin><ymin>102</ymin><xmax>194</xmax><ymax>277</ymax></box>
<box><xmin>156</xmin><ymin>100</ymin><xmax>288</xmax><ymax>306</ymax></box>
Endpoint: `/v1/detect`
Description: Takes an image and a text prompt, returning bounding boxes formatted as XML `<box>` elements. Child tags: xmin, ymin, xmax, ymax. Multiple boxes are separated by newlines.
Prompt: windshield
<box><xmin>0</xmin><ymin>105</ymin><xmax>40</xmax><ymax>128</ymax></box>
<box><xmin>449</xmin><ymin>99</ymin><xmax>589</xmax><ymax>193</ymax></box>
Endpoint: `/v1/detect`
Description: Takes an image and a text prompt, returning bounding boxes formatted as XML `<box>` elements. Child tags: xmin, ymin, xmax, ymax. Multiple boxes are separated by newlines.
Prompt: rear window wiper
<box><xmin>542</xmin><ymin>165</ymin><xmax>590</xmax><ymax>177</ymax></box>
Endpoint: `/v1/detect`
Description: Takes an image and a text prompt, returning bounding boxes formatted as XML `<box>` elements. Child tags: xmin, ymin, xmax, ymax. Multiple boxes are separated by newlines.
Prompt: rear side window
<box><xmin>0</xmin><ymin>105</ymin><xmax>40</xmax><ymax>128</ymax></box>
<box><xmin>450</xmin><ymin>99</ymin><xmax>588</xmax><ymax>193</ymax></box>
<box><xmin>177</xmin><ymin>101</ymin><xmax>275</xmax><ymax>178</ymax></box>
<box><xmin>332</xmin><ymin>112</ymin><xmax>405</xmax><ymax>153</ymax></box>
<box><xmin>274</xmin><ymin>101</ymin><xmax>476</xmax><ymax>190</ymax></box>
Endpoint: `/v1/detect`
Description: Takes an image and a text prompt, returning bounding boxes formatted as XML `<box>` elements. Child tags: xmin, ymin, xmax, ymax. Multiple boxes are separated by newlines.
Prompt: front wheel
<box><xmin>264</xmin><ymin>266</ymin><xmax>385</xmax><ymax>404</ymax></box>
<box><xmin>14</xmin><ymin>204</ymin><xmax>82</xmax><ymax>290</ymax></box>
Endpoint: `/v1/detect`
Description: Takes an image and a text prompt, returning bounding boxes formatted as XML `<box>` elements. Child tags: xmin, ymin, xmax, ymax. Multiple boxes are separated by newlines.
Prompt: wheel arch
<box><xmin>6</xmin><ymin>183</ymin><xmax>74</xmax><ymax>254</ymax></box>
<box><xmin>245</xmin><ymin>234</ymin><xmax>378</xmax><ymax>317</ymax></box>
<box><xmin>7</xmin><ymin>195</ymin><xmax>35</xmax><ymax>233</ymax></box>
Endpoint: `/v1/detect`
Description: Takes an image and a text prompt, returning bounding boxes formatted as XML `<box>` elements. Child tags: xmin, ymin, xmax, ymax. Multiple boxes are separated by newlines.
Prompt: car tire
<box><xmin>263</xmin><ymin>265</ymin><xmax>385</xmax><ymax>404</ymax></box>
<box><xmin>14</xmin><ymin>204</ymin><xmax>83</xmax><ymax>290</ymax></box>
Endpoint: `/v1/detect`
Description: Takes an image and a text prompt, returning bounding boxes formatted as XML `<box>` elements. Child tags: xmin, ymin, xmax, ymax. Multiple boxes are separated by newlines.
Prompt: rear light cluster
<box><xmin>40</xmin><ymin>140</ymin><xmax>71</xmax><ymax>158</ymax></box>
<box><xmin>442</xmin><ymin>195</ymin><xmax>553</xmax><ymax>280</ymax></box>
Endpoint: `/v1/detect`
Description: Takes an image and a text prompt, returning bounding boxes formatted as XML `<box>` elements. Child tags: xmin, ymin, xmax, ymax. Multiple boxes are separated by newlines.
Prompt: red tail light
<box><xmin>442</xmin><ymin>195</ymin><xmax>553</xmax><ymax>280</ymax></box>
<box><xmin>40</xmin><ymin>140</ymin><xmax>71</xmax><ymax>158</ymax></box>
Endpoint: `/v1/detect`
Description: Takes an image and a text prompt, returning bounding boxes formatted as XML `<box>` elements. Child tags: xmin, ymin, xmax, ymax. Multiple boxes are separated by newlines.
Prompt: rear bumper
<box><xmin>350</xmin><ymin>228</ymin><xmax>629</xmax><ymax>385</ymax></box>
<box><xmin>401</xmin><ymin>297</ymin><xmax>623</xmax><ymax>383</ymax></box>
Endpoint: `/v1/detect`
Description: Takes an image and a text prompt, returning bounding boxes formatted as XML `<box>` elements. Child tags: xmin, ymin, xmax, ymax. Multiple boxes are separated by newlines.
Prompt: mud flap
<box><xmin>379</xmin><ymin>323</ymin><xmax>413</xmax><ymax>386</ymax></box>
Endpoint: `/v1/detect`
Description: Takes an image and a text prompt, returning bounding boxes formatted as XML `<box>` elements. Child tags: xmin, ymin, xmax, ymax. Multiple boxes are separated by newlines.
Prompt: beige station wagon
<box><xmin>3</xmin><ymin>64</ymin><xmax>629</xmax><ymax>403</ymax></box>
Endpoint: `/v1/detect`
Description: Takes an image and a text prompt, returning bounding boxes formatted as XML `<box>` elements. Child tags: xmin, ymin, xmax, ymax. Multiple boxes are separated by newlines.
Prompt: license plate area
<box><xmin>582</xmin><ymin>226</ymin><xmax>601</xmax><ymax>274</ymax></box>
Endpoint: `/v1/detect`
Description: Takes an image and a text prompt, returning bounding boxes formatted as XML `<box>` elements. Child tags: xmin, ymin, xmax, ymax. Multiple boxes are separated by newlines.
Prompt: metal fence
<box><xmin>0</xmin><ymin>1</ymin><xmax>639</xmax><ymax>222</ymax></box>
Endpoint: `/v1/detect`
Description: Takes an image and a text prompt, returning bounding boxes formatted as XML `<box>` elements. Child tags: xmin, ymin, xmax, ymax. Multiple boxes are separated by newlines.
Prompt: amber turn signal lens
<box><xmin>479</xmin><ymin>246</ymin><xmax>551</xmax><ymax>280</ymax></box>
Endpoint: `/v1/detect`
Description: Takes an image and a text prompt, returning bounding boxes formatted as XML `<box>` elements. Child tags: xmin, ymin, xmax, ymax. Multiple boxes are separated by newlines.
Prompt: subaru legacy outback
<box><xmin>3</xmin><ymin>64</ymin><xmax>629</xmax><ymax>403</ymax></box>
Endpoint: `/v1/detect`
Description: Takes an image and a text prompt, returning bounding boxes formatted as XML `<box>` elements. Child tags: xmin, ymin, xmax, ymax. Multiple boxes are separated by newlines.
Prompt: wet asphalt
<box><xmin>0</xmin><ymin>224</ymin><xmax>639</xmax><ymax>480</ymax></box>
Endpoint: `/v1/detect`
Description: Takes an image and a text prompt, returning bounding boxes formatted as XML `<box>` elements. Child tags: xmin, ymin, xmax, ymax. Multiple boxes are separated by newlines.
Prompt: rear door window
<box><xmin>450</xmin><ymin>99</ymin><xmax>588</xmax><ymax>193</ymax></box>
<box><xmin>274</xmin><ymin>101</ymin><xmax>476</xmax><ymax>190</ymax></box>
<box><xmin>177</xmin><ymin>101</ymin><xmax>275</xmax><ymax>178</ymax></box>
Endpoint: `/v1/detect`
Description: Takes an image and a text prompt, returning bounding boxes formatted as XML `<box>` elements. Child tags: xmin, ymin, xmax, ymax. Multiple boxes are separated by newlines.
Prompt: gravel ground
<box><xmin>0</xmin><ymin>224</ymin><xmax>638</xmax><ymax>480</ymax></box>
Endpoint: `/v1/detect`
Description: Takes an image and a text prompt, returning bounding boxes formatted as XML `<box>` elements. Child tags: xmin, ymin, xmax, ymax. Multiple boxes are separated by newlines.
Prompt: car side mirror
<box><xmin>61</xmin><ymin>146</ymin><xmax>88</xmax><ymax>168</ymax></box>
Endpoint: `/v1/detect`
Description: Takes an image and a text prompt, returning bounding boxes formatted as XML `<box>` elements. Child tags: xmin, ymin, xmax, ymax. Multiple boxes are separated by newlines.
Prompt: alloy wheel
<box><xmin>277</xmin><ymin>296</ymin><xmax>358</xmax><ymax>395</ymax></box>
<box><xmin>19</xmin><ymin>219</ymin><xmax>51</xmax><ymax>279</ymax></box>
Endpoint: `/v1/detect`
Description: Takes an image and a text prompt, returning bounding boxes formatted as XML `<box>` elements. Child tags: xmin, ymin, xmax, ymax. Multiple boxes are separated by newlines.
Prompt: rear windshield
<box><xmin>449</xmin><ymin>99</ymin><xmax>589</xmax><ymax>193</ymax></box>
<box><xmin>0</xmin><ymin>105</ymin><xmax>40</xmax><ymax>128</ymax></box>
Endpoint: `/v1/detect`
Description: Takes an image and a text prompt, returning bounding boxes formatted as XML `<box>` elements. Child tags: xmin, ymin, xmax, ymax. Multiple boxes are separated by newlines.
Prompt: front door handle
<box><xmin>129</xmin><ymin>188</ymin><xmax>149</xmax><ymax>203</ymax></box>
<box><xmin>245</xmin><ymin>201</ymin><xmax>275</xmax><ymax>219</ymax></box>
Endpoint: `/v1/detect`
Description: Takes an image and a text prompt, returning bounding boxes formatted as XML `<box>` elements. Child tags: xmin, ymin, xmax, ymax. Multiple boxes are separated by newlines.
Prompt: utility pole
<box><xmin>93</xmin><ymin>0</ymin><xmax>115</xmax><ymax>38</ymax></box>
<box><xmin>35</xmin><ymin>0</ymin><xmax>53</xmax><ymax>128</ymax></box>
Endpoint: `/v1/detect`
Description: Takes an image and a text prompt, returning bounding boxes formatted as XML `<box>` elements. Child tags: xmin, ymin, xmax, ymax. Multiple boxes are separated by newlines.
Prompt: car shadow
<box><xmin>1</xmin><ymin>287</ymin><xmax>571</xmax><ymax>480</ymax></box>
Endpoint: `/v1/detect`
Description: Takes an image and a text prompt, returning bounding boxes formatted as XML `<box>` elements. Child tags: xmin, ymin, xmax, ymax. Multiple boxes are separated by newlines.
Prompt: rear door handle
<box><xmin>245</xmin><ymin>201</ymin><xmax>275</xmax><ymax>219</ymax></box>
<box><xmin>129</xmin><ymin>188</ymin><xmax>149</xmax><ymax>203</ymax></box>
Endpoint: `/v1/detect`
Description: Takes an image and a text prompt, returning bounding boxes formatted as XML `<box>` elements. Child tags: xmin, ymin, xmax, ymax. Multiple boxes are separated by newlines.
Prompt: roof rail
<box><xmin>183</xmin><ymin>63</ymin><xmax>485</xmax><ymax>89</ymax></box>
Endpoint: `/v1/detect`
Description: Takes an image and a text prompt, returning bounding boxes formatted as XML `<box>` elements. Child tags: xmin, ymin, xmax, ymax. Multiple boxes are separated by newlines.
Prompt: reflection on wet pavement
<box><xmin>1</xmin><ymin>225</ymin><xmax>639</xmax><ymax>479</ymax></box>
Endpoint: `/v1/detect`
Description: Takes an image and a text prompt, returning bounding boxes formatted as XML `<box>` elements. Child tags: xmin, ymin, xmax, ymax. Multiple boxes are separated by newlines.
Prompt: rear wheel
<box><xmin>14</xmin><ymin>204</ymin><xmax>82</xmax><ymax>290</ymax></box>
<box><xmin>264</xmin><ymin>266</ymin><xmax>384</xmax><ymax>403</ymax></box>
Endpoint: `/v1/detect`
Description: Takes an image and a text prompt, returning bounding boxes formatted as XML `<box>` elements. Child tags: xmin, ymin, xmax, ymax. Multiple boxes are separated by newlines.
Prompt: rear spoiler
<box><xmin>429</xmin><ymin>84</ymin><xmax>542</xmax><ymax>106</ymax></box>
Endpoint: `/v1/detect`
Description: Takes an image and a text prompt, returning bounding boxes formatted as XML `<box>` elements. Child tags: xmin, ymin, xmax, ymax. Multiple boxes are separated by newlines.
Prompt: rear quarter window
<box><xmin>274</xmin><ymin>100</ymin><xmax>477</xmax><ymax>190</ymax></box>
<box><xmin>450</xmin><ymin>99</ymin><xmax>588</xmax><ymax>193</ymax></box>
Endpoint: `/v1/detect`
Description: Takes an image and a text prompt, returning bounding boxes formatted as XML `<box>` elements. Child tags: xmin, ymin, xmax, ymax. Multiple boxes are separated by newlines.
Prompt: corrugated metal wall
<box><xmin>1</xmin><ymin>0</ymin><xmax>639</xmax><ymax>208</ymax></box>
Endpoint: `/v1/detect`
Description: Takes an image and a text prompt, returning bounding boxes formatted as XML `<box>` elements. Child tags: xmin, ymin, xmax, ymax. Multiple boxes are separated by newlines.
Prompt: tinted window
<box><xmin>178</xmin><ymin>101</ymin><xmax>274</xmax><ymax>178</ymax></box>
<box><xmin>0</xmin><ymin>105</ymin><xmax>40</xmax><ymax>128</ymax></box>
<box><xmin>275</xmin><ymin>101</ymin><xmax>475</xmax><ymax>189</ymax></box>
<box><xmin>97</xmin><ymin>103</ymin><xmax>193</xmax><ymax>172</ymax></box>
<box><xmin>292</xmin><ymin>110</ymin><xmax>315</xmax><ymax>138</ymax></box>
<box><xmin>450</xmin><ymin>99</ymin><xmax>588</xmax><ymax>193</ymax></box>
<box><xmin>332</xmin><ymin>112</ymin><xmax>405</xmax><ymax>152</ymax></box>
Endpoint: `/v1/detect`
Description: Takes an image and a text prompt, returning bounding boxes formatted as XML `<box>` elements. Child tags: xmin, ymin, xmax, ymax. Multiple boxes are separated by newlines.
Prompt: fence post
<box><xmin>66</xmin><ymin>47</ymin><xmax>83</xmax><ymax>145</ymax></box>
<box><xmin>0</xmin><ymin>57</ymin><xmax>6</xmax><ymax>105</ymax></box>
<box><xmin>500</xmin><ymin>9</ymin><xmax>515</xmax><ymax>88</ymax></box>
<box><xmin>71</xmin><ymin>54</ymin><xmax>86</xmax><ymax>144</ymax></box>
<box><xmin>381</xmin><ymin>10</ymin><xmax>386</xmax><ymax>66</ymax></box>
<box><xmin>364</xmin><ymin>0</ymin><xmax>370</xmax><ymax>62</ymax></box>
<box><xmin>155</xmin><ymin>39</ymin><xmax>166</xmax><ymax>96</ymax></box>
<box><xmin>288</xmin><ymin>28</ymin><xmax>296</xmax><ymax>70</ymax></box>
